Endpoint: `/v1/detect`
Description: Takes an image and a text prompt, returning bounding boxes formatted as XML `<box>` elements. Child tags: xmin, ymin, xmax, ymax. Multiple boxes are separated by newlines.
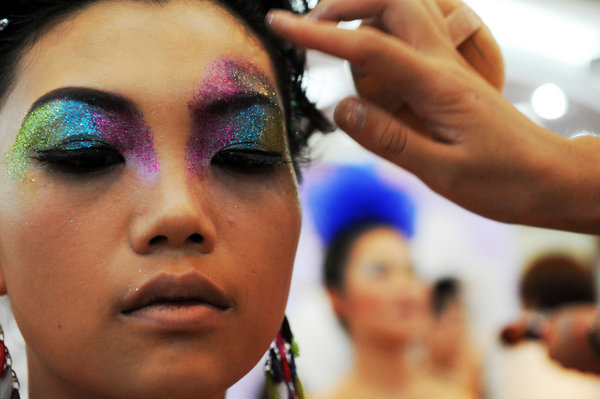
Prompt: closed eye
<box><xmin>211</xmin><ymin>148</ymin><xmax>288</xmax><ymax>172</ymax></box>
<box><xmin>31</xmin><ymin>140</ymin><xmax>124</xmax><ymax>174</ymax></box>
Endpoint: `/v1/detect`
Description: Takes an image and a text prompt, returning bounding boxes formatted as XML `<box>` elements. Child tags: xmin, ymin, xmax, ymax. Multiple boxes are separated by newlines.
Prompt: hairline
<box><xmin>4</xmin><ymin>0</ymin><xmax>283</xmax><ymax>112</ymax></box>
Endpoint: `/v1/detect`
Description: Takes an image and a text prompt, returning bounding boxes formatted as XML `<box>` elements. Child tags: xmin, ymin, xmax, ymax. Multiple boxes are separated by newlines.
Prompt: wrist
<box><xmin>525</xmin><ymin>133</ymin><xmax>600</xmax><ymax>233</ymax></box>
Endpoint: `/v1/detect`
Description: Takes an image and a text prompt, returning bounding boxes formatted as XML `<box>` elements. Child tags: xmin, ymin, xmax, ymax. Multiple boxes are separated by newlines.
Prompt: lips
<box><xmin>121</xmin><ymin>272</ymin><xmax>233</xmax><ymax>315</ymax></box>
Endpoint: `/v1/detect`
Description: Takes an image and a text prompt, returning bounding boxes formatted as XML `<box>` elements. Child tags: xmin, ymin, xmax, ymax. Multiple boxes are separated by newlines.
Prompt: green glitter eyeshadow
<box><xmin>5</xmin><ymin>98</ymin><xmax>158</xmax><ymax>180</ymax></box>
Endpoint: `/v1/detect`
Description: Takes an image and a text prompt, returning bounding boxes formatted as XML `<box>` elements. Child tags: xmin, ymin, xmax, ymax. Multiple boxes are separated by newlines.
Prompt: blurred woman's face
<box><xmin>332</xmin><ymin>228</ymin><xmax>429</xmax><ymax>346</ymax></box>
<box><xmin>430</xmin><ymin>298</ymin><xmax>468</xmax><ymax>364</ymax></box>
<box><xmin>0</xmin><ymin>1</ymin><xmax>300</xmax><ymax>398</ymax></box>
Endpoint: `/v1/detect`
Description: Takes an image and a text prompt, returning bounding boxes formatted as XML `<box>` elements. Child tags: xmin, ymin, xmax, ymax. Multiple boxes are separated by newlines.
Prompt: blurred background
<box><xmin>229</xmin><ymin>0</ymin><xmax>600</xmax><ymax>397</ymax></box>
<box><xmin>1</xmin><ymin>1</ymin><xmax>598</xmax><ymax>398</ymax></box>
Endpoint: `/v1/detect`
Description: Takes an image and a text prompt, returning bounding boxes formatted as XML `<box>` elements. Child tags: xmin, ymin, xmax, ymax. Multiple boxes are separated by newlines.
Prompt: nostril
<box><xmin>188</xmin><ymin>233</ymin><xmax>203</xmax><ymax>244</ymax></box>
<box><xmin>149</xmin><ymin>235</ymin><xmax>168</xmax><ymax>246</ymax></box>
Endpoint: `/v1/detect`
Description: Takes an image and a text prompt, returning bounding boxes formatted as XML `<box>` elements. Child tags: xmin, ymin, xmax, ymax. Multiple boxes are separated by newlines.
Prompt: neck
<box><xmin>348</xmin><ymin>334</ymin><xmax>427</xmax><ymax>391</ymax></box>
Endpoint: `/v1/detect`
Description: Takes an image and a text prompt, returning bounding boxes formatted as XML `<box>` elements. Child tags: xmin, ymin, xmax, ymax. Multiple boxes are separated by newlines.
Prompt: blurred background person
<box><xmin>430</xmin><ymin>277</ymin><xmax>483</xmax><ymax>398</ymax></box>
<box><xmin>305</xmin><ymin>165</ymin><xmax>475</xmax><ymax>399</ymax></box>
<box><xmin>492</xmin><ymin>254</ymin><xmax>600</xmax><ymax>399</ymax></box>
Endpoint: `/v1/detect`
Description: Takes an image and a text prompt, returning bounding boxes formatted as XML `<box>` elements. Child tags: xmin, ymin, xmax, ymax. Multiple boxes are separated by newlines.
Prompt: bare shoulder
<box><xmin>412</xmin><ymin>376</ymin><xmax>476</xmax><ymax>399</ymax></box>
<box><xmin>309</xmin><ymin>383</ymin><xmax>357</xmax><ymax>399</ymax></box>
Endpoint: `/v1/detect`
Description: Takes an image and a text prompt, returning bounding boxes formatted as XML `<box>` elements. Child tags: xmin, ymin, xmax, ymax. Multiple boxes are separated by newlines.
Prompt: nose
<box><xmin>129</xmin><ymin>172</ymin><xmax>217</xmax><ymax>255</ymax></box>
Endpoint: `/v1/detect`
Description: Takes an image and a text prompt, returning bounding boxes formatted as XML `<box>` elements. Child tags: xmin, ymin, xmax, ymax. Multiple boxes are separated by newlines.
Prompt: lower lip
<box><xmin>123</xmin><ymin>303</ymin><xmax>229</xmax><ymax>331</ymax></box>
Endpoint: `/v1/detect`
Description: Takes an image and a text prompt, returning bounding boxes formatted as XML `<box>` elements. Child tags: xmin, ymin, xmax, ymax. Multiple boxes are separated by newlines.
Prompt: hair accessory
<box><xmin>0</xmin><ymin>326</ymin><xmax>20</xmax><ymax>399</ymax></box>
<box><xmin>0</xmin><ymin>19</ymin><xmax>8</xmax><ymax>32</ymax></box>
<box><xmin>265</xmin><ymin>317</ymin><xmax>304</xmax><ymax>399</ymax></box>
<box><xmin>307</xmin><ymin>165</ymin><xmax>416</xmax><ymax>245</ymax></box>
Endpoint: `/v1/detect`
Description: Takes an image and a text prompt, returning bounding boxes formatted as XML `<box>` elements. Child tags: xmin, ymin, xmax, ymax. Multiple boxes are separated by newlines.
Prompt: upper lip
<box><xmin>120</xmin><ymin>272</ymin><xmax>233</xmax><ymax>314</ymax></box>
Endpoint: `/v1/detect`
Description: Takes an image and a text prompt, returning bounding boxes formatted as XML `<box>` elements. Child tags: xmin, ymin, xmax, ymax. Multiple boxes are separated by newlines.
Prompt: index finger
<box><xmin>307</xmin><ymin>0</ymin><xmax>451</xmax><ymax>52</ymax></box>
<box><xmin>267</xmin><ymin>11</ymin><xmax>437</xmax><ymax>97</ymax></box>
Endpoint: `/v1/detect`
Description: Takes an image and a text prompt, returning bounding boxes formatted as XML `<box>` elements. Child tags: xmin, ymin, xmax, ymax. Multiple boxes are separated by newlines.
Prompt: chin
<box><xmin>119</xmin><ymin>370</ymin><xmax>231</xmax><ymax>399</ymax></box>
<box><xmin>106</xmin><ymin>352</ymin><xmax>242</xmax><ymax>399</ymax></box>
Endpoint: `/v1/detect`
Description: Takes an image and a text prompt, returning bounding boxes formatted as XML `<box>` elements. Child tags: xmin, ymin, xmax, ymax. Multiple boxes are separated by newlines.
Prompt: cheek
<box><xmin>343</xmin><ymin>283</ymin><xmax>391</xmax><ymax>327</ymax></box>
<box><xmin>211</xmin><ymin>173</ymin><xmax>300</xmax><ymax>364</ymax></box>
<box><xmin>343</xmin><ymin>279</ymin><xmax>430</xmax><ymax>334</ymax></box>
<box><xmin>0</xmin><ymin>176</ymin><xmax>132</xmax><ymax>339</ymax></box>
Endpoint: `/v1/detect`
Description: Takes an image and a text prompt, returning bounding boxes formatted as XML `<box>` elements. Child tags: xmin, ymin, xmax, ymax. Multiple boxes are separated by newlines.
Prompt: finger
<box><xmin>333</xmin><ymin>97</ymin><xmax>451</xmax><ymax>176</ymax></box>
<box><xmin>306</xmin><ymin>0</ymin><xmax>451</xmax><ymax>52</ymax></box>
<box><xmin>267</xmin><ymin>11</ymin><xmax>437</xmax><ymax>97</ymax></box>
<box><xmin>423</xmin><ymin>0</ymin><xmax>447</xmax><ymax>22</ymax></box>
<box><xmin>307</xmin><ymin>0</ymin><xmax>386</xmax><ymax>22</ymax></box>
<box><xmin>445</xmin><ymin>4</ymin><xmax>484</xmax><ymax>47</ymax></box>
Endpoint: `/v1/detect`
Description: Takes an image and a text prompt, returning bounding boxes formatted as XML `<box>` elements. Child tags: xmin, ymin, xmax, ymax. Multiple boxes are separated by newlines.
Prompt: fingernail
<box><xmin>266</xmin><ymin>10</ymin><xmax>278</xmax><ymax>26</ymax></box>
<box><xmin>307</xmin><ymin>5</ymin><xmax>328</xmax><ymax>21</ymax></box>
<box><xmin>266</xmin><ymin>10</ymin><xmax>293</xmax><ymax>30</ymax></box>
<box><xmin>336</xmin><ymin>99</ymin><xmax>367</xmax><ymax>133</ymax></box>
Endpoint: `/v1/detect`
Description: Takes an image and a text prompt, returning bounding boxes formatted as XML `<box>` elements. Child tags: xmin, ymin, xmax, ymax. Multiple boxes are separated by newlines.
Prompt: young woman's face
<box><xmin>332</xmin><ymin>228</ymin><xmax>429</xmax><ymax>345</ymax></box>
<box><xmin>0</xmin><ymin>1</ymin><xmax>301</xmax><ymax>398</ymax></box>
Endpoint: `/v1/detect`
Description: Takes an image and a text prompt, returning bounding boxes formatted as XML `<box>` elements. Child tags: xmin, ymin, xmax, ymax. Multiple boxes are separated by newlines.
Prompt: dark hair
<box><xmin>323</xmin><ymin>222</ymin><xmax>392</xmax><ymax>290</ymax></box>
<box><xmin>431</xmin><ymin>277</ymin><xmax>461</xmax><ymax>316</ymax></box>
<box><xmin>520</xmin><ymin>254</ymin><xmax>596</xmax><ymax>311</ymax></box>
<box><xmin>0</xmin><ymin>0</ymin><xmax>332</xmax><ymax>176</ymax></box>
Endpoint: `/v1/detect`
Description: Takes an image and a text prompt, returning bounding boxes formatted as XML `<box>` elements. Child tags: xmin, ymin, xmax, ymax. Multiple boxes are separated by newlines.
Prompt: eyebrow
<box><xmin>27</xmin><ymin>87</ymin><xmax>139</xmax><ymax>117</ymax></box>
<box><xmin>191</xmin><ymin>91</ymin><xmax>283</xmax><ymax>115</ymax></box>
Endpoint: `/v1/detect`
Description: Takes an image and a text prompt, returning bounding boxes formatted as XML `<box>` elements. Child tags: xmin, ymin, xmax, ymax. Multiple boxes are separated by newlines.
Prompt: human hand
<box><xmin>545</xmin><ymin>305</ymin><xmax>600</xmax><ymax>375</ymax></box>
<box><xmin>267</xmin><ymin>0</ymin><xmax>600</xmax><ymax>232</ymax></box>
<box><xmin>499</xmin><ymin>312</ymin><xmax>549</xmax><ymax>345</ymax></box>
<box><xmin>350</xmin><ymin>0</ymin><xmax>504</xmax><ymax>117</ymax></box>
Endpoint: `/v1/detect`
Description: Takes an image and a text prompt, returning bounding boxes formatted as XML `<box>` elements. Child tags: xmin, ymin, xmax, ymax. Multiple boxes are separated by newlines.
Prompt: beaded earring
<box><xmin>0</xmin><ymin>325</ymin><xmax>20</xmax><ymax>399</ymax></box>
<box><xmin>265</xmin><ymin>317</ymin><xmax>304</xmax><ymax>399</ymax></box>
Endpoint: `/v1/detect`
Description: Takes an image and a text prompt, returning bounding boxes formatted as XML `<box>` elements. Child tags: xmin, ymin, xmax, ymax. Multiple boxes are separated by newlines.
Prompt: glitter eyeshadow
<box><xmin>5</xmin><ymin>99</ymin><xmax>159</xmax><ymax>179</ymax></box>
<box><xmin>187</xmin><ymin>58</ymin><xmax>287</xmax><ymax>171</ymax></box>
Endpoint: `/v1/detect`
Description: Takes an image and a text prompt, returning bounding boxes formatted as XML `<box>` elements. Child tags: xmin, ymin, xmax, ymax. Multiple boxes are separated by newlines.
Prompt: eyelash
<box><xmin>211</xmin><ymin>148</ymin><xmax>288</xmax><ymax>172</ymax></box>
<box><xmin>31</xmin><ymin>140</ymin><xmax>125</xmax><ymax>174</ymax></box>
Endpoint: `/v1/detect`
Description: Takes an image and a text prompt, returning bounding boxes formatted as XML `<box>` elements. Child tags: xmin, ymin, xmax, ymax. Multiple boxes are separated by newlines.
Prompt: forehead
<box><xmin>9</xmin><ymin>0</ymin><xmax>276</xmax><ymax>115</ymax></box>
<box><xmin>347</xmin><ymin>227</ymin><xmax>411</xmax><ymax>269</ymax></box>
<box><xmin>354</xmin><ymin>228</ymin><xmax>409</xmax><ymax>255</ymax></box>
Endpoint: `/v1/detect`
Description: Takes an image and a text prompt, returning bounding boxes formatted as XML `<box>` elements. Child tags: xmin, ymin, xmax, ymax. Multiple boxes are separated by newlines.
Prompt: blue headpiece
<box><xmin>307</xmin><ymin>165</ymin><xmax>416</xmax><ymax>245</ymax></box>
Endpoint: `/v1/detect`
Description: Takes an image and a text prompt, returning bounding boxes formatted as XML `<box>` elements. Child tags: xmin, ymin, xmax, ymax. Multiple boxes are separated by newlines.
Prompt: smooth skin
<box><xmin>322</xmin><ymin>228</ymin><xmax>471</xmax><ymax>399</ymax></box>
<box><xmin>329</xmin><ymin>228</ymin><xmax>429</xmax><ymax>346</ymax></box>
<box><xmin>267</xmin><ymin>0</ymin><xmax>600</xmax><ymax>234</ymax></box>
<box><xmin>0</xmin><ymin>1</ymin><xmax>300</xmax><ymax>398</ymax></box>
